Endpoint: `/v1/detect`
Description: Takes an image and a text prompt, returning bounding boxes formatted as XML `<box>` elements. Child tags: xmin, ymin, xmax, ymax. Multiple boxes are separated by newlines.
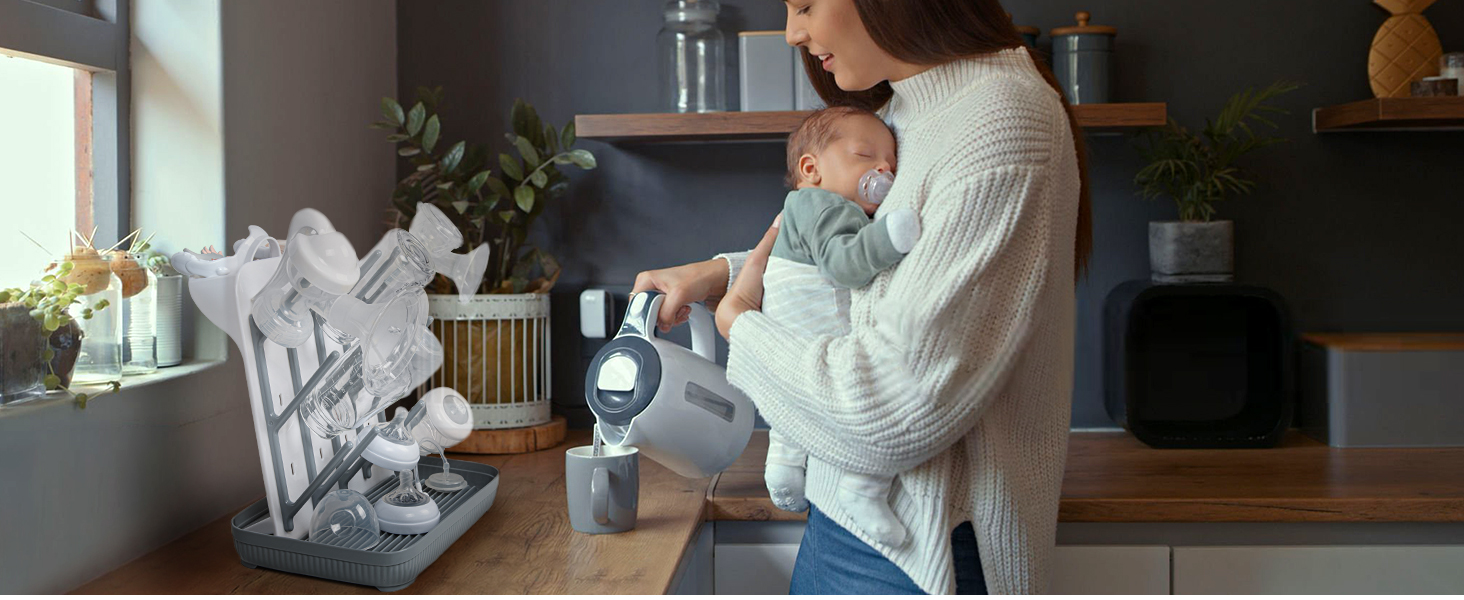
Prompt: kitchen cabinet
<box><xmin>711</xmin><ymin>539</ymin><xmax>1169</xmax><ymax>594</ymax></box>
<box><xmin>1172</xmin><ymin>546</ymin><xmax>1464</xmax><ymax>594</ymax></box>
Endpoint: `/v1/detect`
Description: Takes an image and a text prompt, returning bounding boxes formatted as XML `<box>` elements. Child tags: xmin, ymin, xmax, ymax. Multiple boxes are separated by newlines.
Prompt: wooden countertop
<box><xmin>710</xmin><ymin>431</ymin><xmax>1464</xmax><ymax>523</ymax></box>
<box><xmin>75</xmin><ymin>431</ymin><xmax>710</xmax><ymax>595</ymax></box>
<box><xmin>79</xmin><ymin>429</ymin><xmax>1464</xmax><ymax>594</ymax></box>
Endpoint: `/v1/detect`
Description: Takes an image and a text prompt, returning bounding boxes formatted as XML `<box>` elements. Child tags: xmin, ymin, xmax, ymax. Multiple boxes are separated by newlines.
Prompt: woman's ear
<box><xmin>797</xmin><ymin>153</ymin><xmax>821</xmax><ymax>186</ymax></box>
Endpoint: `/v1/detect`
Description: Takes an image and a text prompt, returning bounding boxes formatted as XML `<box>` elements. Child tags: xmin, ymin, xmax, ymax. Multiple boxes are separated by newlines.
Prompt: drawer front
<box><xmin>1174</xmin><ymin>546</ymin><xmax>1464</xmax><ymax>594</ymax></box>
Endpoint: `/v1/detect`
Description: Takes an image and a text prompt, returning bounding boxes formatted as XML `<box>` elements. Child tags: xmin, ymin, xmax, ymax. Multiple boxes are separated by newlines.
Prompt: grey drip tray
<box><xmin>231</xmin><ymin>457</ymin><xmax>499</xmax><ymax>592</ymax></box>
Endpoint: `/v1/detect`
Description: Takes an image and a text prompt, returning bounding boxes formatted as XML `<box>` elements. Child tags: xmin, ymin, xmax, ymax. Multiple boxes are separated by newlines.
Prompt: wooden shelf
<box><xmin>1313</xmin><ymin>97</ymin><xmax>1464</xmax><ymax>132</ymax></box>
<box><xmin>576</xmin><ymin>103</ymin><xmax>1167</xmax><ymax>143</ymax></box>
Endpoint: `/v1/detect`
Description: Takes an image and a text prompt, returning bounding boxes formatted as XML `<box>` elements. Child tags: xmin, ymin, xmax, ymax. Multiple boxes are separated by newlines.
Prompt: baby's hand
<box><xmin>885</xmin><ymin>208</ymin><xmax>921</xmax><ymax>254</ymax></box>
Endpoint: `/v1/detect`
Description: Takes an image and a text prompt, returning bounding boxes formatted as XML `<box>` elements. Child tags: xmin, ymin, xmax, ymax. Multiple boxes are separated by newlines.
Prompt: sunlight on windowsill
<box><xmin>0</xmin><ymin>357</ymin><xmax>227</xmax><ymax>417</ymax></box>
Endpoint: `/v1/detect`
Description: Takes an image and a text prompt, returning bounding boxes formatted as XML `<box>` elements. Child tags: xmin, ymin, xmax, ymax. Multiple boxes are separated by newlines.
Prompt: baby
<box><xmin>759</xmin><ymin>106</ymin><xmax>919</xmax><ymax>548</ymax></box>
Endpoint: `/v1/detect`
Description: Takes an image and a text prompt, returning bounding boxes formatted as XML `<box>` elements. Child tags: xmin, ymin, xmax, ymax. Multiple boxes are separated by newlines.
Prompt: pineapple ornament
<box><xmin>1368</xmin><ymin>0</ymin><xmax>1443</xmax><ymax>98</ymax></box>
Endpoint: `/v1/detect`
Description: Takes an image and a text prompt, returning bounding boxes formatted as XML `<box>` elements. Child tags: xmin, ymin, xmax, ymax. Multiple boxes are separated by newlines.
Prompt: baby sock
<box><xmin>765</xmin><ymin>430</ymin><xmax>809</xmax><ymax>513</ymax></box>
<box><xmin>885</xmin><ymin>208</ymin><xmax>921</xmax><ymax>254</ymax></box>
<box><xmin>835</xmin><ymin>473</ymin><xmax>907</xmax><ymax>548</ymax></box>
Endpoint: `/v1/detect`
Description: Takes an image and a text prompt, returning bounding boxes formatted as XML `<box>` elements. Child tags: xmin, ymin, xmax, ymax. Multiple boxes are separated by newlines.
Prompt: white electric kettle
<box><xmin>585</xmin><ymin>291</ymin><xmax>754</xmax><ymax>478</ymax></box>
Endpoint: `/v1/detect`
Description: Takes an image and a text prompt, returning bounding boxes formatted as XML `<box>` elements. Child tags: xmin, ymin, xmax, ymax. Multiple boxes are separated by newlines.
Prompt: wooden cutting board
<box><xmin>1369</xmin><ymin>0</ymin><xmax>1443</xmax><ymax>98</ymax></box>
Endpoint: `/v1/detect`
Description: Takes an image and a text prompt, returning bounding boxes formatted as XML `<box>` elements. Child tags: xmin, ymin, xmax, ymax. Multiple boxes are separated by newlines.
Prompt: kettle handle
<box><xmin>624</xmin><ymin>291</ymin><xmax>716</xmax><ymax>362</ymax></box>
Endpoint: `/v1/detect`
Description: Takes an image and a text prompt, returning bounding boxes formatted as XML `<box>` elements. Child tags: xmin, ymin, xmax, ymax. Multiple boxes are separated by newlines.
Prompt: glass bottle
<box><xmin>658</xmin><ymin>0</ymin><xmax>726</xmax><ymax>113</ymax></box>
<box><xmin>62</xmin><ymin>251</ymin><xmax>122</xmax><ymax>384</ymax></box>
<box><xmin>110</xmin><ymin>251</ymin><xmax>157</xmax><ymax>374</ymax></box>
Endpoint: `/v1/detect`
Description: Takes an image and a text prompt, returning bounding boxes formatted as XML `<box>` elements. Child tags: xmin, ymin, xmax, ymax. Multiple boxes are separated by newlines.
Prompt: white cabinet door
<box><xmin>713</xmin><ymin>543</ymin><xmax>1170</xmax><ymax>595</ymax></box>
<box><xmin>1173</xmin><ymin>546</ymin><xmax>1464</xmax><ymax>594</ymax></box>
<box><xmin>1051</xmin><ymin>546</ymin><xmax>1170</xmax><ymax>594</ymax></box>
<box><xmin>714</xmin><ymin>543</ymin><xmax>800</xmax><ymax>595</ymax></box>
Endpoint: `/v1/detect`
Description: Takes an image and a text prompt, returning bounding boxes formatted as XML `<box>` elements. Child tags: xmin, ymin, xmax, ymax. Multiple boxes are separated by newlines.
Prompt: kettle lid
<box><xmin>585</xmin><ymin>335</ymin><xmax>662</xmax><ymax>427</ymax></box>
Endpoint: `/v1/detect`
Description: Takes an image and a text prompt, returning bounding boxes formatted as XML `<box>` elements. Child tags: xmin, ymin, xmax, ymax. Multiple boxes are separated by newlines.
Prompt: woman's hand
<box><xmin>715</xmin><ymin>215</ymin><xmax>782</xmax><ymax>339</ymax></box>
<box><xmin>632</xmin><ymin>258</ymin><xmax>730</xmax><ymax>334</ymax></box>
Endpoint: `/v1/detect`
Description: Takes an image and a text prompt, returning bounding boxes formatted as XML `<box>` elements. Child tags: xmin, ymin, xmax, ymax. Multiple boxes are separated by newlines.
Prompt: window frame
<box><xmin>0</xmin><ymin>0</ymin><xmax>130</xmax><ymax>246</ymax></box>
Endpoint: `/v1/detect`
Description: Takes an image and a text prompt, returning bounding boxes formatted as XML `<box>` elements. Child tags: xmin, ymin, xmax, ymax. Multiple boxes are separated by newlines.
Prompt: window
<box><xmin>0</xmin><ymin>0</ymin><xmax>128</xmax><ymax>287</ymax></box>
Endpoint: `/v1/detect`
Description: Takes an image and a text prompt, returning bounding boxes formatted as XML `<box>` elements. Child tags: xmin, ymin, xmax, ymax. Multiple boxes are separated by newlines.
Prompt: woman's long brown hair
<box><xmin>799</xmin><ymin>0</ymin><xmax>1092</xmax><ymax>280</ymax></box>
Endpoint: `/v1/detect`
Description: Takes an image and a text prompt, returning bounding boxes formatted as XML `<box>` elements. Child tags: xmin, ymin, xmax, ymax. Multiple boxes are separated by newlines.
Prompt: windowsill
<box><xmin>0</xmin><ymin>357</ymin><xmax>227</xmax><ymax>417</ymax></box>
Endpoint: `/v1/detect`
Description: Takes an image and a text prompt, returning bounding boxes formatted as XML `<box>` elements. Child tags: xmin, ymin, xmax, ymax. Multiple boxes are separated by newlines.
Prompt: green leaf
<box><xmin>514</xmin><ymin>136</ymin><xmax>540</xmax><ymax>166</ymax></box>
<box><xmin>416</xmin><ymin>163</ymin><xmax>435</xmax><ymax>172</ymax></box>
<box><xmin>43</xmin><ymin>314</ymin><xmax>59</xmax><ymax>331</ymax></box>
<box><xmin>381</xmin><ymin>97</ymin><xmax>405</xmax><ymax>127</ymax></box>
<box><xmin>405</xmin><ymin>102</ymin><xmax>426</xmax><ymax>136</ymax></box>
<box><xmin>498</xmin><ymin>210</ymin><xmax>516</xmax><ymax>223</ymax></box>
<box><xmin>43</xmin><ymin>347</ymin><xmax>54</xmax><ymax>361</ymax></box>
<box><xmin>511</xmin><ymin>99</ymin><xmax>530</xmax><ymax>138</ymax></box>
<box><xmin>560</xmin><ymin>122</ymin><xmax>576</xmax><ymax>149</ymax></box>
<box><xmin>385</xmin><ymin>133</ymin><xmax>409</xmax><ymax>143</ymax></box>
<box><xmin>441</xmin><ymin>141</ymin><xmax>466</xmax><ymax>173</ymax></box>
<box><xmin>468</xmin><ymin>170</ymin><xmax>491</xmax><ymax>193</ymax></box>
<box><xmin>437</xmin><ymin>181</ymin><xmax>454</xmax><ymax>190</ymax></box>
<box><xmin>44</xmin><ymin>374</ymin><xmax>60</xmax><ymax>389</ymax></box>
<box><xmin>41</xmin><ymin>274</ymin><xmax>54</xmax><ymax>282</ymax></box>
<box><xmin>568</xmin><ymin>149</ymin><xmax>597</xmax><ymax>169</ymax></box>
<box><xmin>486</xmin><ymin>176</ymin><xmax>512</xmax><ymax>199</ymax></box>
<box><xmin>545</xmin><ymin>123</ymin><xmax>560</xmax><ymax>153</ymax></box>
<box><xmin>514</xmin><ymin>185</ymin><xmax>536</xmax><ymax>212</ymax></box>
<box><xmin>422</xmin><ymin>115</ymin><xmax>440</xmax><ymax>153</ymax></box>
<box><xmin>452</xmin><ymin>200</ymin><xmax>470</xmax><ymax>214</ymax></box>
<box><xmin>529</xmin><ymin>170</ymin><xmax>548</xmax><ymax>187</ymax></box>
<box><xmin>76</xmin><ymin>393</ymin><xmax>88</xmax><ymax>409</ymax></box>
<box><xmin>398</xmin><ymin>147</ymin><xmax>421</xmax><ymax>157</ymax></box>
<box><xmin>499</xmin><ymin>153</ymin><xmax>523</xmax><ymax>181</ymax></box>
<box><xmin>552</xmin><ymin>154</ymin><xmax>573</xmax><ymax>165</ymax></box>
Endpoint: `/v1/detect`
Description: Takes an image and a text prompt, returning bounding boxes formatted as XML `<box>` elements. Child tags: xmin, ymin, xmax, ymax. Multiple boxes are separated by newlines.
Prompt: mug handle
<box><xmin>591</xmin><ymin>467</ymin><xmax>610</xmax><ymax>525</ymax></box>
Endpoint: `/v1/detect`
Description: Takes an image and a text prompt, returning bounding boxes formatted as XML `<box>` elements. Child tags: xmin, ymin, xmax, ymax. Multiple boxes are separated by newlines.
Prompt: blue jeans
<box><xmin>789</xmin><ymin>503</ymin><xmax>987</xmax><ymax>595</ymax></box>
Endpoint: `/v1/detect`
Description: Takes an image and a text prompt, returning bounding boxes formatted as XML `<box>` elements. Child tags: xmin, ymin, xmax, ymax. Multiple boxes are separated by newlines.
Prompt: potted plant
<box><xmin>374</xmin><ymin>89</ymin><xmax>596</xmax><ymax>430</ymax></box>
<box><xmin>1134</xmin><ymin>82</ymin><xmax>1299</xmax><ymax>283</ymax></box>
<box><xmin>1</xmin><ymin>258</ymin><xmax>119</xmax><ymax>408</ymax></box>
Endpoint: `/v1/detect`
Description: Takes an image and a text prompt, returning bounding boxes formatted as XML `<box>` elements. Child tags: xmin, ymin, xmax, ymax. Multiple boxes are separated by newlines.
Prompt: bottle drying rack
<box><xmin>188</xmin><ymin>230</ymin><xmax>497</xmax><ymax>591</ymax></box>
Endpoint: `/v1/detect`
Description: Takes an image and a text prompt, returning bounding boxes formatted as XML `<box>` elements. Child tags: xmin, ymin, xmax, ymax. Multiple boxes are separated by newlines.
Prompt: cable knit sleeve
<box><xmin>726</xmin><ymin>163</ymin><xmax>1057</xmax><ymax>475</ymax></box>
<box><xmin>712</xmin><ymin>251</ymin><xmax>750</xmax><ymax>291</ymax></box>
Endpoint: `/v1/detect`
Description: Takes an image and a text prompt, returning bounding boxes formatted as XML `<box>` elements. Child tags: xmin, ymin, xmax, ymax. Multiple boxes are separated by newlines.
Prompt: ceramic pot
<box><xmin>1148</xmin><ymin>221</ymin><xmax>1234</xmax><ymax>283</ymax></box>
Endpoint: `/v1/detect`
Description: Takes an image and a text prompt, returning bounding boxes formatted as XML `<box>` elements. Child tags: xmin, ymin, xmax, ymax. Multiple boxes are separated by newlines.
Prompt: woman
<box><xmin>632</xmin><ymin>0</ymin><xmax>1088</xmax><ymax>593</ymax></box>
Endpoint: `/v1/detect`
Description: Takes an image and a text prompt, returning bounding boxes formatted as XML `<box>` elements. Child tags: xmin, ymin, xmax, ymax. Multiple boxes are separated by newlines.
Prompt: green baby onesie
<box><xmin>771</xmin><ymin>187</ymin><xmax>909</xmax><ymax>289</ymax></box>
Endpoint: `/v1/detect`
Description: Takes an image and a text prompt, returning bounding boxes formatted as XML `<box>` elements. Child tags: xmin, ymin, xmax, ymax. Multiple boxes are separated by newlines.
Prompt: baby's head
<box><xmin>785</xmin><ymin>106</ymin><xmax>897</xmax><ymax>215</ymax></box>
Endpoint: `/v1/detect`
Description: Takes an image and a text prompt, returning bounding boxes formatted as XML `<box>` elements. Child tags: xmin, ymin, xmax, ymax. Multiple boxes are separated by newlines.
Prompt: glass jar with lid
<box><xmin>658</xmin><ymin>0</ymin><xmax>726</xmax><ymax>113</ymax></box>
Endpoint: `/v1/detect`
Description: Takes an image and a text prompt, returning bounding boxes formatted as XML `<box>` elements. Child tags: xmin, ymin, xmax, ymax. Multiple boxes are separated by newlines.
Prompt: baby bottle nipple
<box><xmin>410</xmin><ymin>202</ymin><xmax>491</xmax><ymax>299</ymax></box>
<box><xmin>362</xmin><ymin>407</ymin><xmax>420</xmax><ymax>473</ymax></box>
<box><xmin>374</xmin><ymin>468</ymin><xmax>441</xmax><ymax>535</ymax></box>
<box><xmin>858</xmin><ymin>169</ymin><xmax>895</xmax><ymax>206</ymax></box>
<box><xmin>250</xmin><ymin>227</ymin><xmax>360</xmax><ymax>348</ymax></box>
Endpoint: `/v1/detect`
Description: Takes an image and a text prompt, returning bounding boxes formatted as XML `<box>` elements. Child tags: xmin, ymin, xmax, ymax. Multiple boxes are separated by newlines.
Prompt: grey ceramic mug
<box><xmin>566</xmin><ymin>445</ymin><xmax>639</xmax><ymax>534</ymax></box>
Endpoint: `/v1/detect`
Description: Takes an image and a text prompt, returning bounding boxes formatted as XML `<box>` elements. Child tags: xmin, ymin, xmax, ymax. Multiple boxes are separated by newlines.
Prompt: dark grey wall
<box><xmin>397</xmin><ymin>0</ymin><xmax>1464</xmax><ymax>428</ymax></box>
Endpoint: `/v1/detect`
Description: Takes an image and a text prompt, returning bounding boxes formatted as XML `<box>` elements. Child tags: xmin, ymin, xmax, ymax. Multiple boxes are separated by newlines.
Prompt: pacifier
<box><xmin>858</xmin><ymin>169</ymin><xmax>895</xmax><ymax>206</ymax></box>
<box><xmin>410</xmin><ymin>203</ymin><xmax>491</xmax><ymax>299</ymax></box>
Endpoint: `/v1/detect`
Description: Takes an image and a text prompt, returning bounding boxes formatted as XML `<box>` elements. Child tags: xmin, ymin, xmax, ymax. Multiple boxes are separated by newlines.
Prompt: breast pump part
<box><xmin>374</xmin><ymin>469</ymin><xmax>441</xmax><ymax>535</ymax></box>
<box><xmin>409</xmin><ymin>388</ymin><xmax>473</xmax><ymax>452</ymax></box>
<box><xmin>250</xmin><ymin>227</ymin><xmax>361</xmax><ymax>348</ymax></box>
<box><xmin>324</xmin><ymin>287</ymin><xmax>432</xmax><ymax>399</ymax></box>
<box><xmin>858</xmin><ymin>169</ymin><xmax>895</xmax><ymax>206</ymax></box>
<box><xmin>310</xmin><ymin>489</ymin><xmax>381</xmax><ymax>549</ymax></box>
<box><xmin>410</xmin><ymin>202</ymin><xmax>492</xmax><ymax>299</ymax></box>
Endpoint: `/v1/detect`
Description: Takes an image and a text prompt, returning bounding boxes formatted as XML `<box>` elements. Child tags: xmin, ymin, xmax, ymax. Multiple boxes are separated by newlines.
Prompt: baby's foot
<box><xmin>886</xmin><ymin>208</ymin><xmax>921</xmax><ymax>254</ymax></box>
<box><xmin>836</xmin><ymin>485</ymin><xmax>908</xmax><ymax>548</ymax></box>
<box><xmin>764</xmin><ymin>464</ymin><xmax>809</xmax><ymax>513</ymax></box>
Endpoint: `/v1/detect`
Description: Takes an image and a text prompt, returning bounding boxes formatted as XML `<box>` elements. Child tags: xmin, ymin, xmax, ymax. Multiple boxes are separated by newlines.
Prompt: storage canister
<box><xmin>739</xmin><ymin>31</ymin><xmax>794</xmax><ymax>111</ymax></box>
<box><xmin>1051</xmin><ymin>11</ymin><xmax>1116</xmax><ymax>104</ymax></box>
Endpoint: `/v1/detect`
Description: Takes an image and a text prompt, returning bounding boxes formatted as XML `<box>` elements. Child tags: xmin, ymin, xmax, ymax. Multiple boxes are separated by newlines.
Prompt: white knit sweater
<box><xmin>722</xmin><ymin>46</ymin><xmax>1078</xmax><ymax>594</ymax></box>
